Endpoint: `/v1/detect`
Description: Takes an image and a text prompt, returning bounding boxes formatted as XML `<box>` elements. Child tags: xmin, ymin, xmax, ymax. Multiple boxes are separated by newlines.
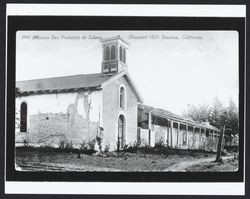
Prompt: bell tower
<box><xmin>101</xmin><ymin>36</ymin><xmax>128</xmax><ymax>74</ymax></box>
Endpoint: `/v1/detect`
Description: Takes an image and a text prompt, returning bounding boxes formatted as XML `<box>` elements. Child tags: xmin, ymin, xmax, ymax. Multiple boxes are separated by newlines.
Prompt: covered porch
<box><xmin>137</xmin><ymin>104</ymin><xmax>221</xmax><ymax>152</ymax></box>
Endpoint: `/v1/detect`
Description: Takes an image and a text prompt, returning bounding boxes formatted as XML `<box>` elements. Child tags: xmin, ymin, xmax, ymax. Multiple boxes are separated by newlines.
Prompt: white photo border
<box><xmin>5</xmin><ymin>4</ymin><xmax>246</xmax><ymax>196</ymax></box>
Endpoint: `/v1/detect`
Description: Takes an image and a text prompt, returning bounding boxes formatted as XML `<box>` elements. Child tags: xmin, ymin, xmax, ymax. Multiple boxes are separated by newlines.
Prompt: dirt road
<box><xmin>16</xmin><ymin>147</ymin><xmax>237</xmax><ymax>172</ymax></box>
<box><xmin>165</xmin><ymin>155</ymin><xmax>235</xmax><ymax>172</ymax></box>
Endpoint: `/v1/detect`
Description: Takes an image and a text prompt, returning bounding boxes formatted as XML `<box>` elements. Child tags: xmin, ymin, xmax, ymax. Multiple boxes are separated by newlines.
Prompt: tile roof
<box><xmin>16</xmin><ymin>73</ymin><xmax>114</xmax><ymax>93</ymax></box>
<box><xmin>138</xmin><ymin>103</ymin><xmax>183</xmax><ymax>121</ymax></box>
<box><xmin>138</xmin><ymin>103</ymin><xmax>220</xmax><ymax>131</ymax></box>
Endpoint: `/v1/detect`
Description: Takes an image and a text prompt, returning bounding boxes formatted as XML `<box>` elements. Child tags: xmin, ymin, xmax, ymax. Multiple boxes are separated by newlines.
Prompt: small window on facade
<box><xmin>123</xmin><ymin>48</ymin><xmax>126</xmax><ymax>63</ymax></box>
<box><xmin>119</xmin><ymin>86</ymin><xmax>125</xmax><ymax>109</ymax></box>
<box><xmin>180</xmin><ymin>124</ymin><xmax>186</xmax><ymax>130</ymax></box>
<box><xmin>105</xmin><ymin>46</ymin><xmax>111</xmax><ymax>61</ymax></box>
<box><xmin>138</xmin><ymin>109</ymin><xmax>149</xmax><ymax>129</ymax></box>
<box><xmin>111</xmin><ymin>45</ymin><xmax>116</xmax><ymax>60</ymax></box>
<box><xmin>20</xmin><ymin>102</ymin><xmax>27</xmax><ymax>132</ymax></box>
<box><xmin>173</xmin><ymin>122</ymin><xmax>178</xmax><ymax>129</ymax></box>
<box><xmin>119</xmin><ymin>46</ymin><xmax>123</xmax><ymax>61</ymax></box>
<box><xmin>195</xmin><ymin>128</ymin><xmax>200</xmax><ymax>133</ymax></box>
<box><xmin>103</xmin><ymin>64</ymin><xmax>109</xmax><ymax>72</ymax></box>
<box><xmin>153</xmin><ymin>116</ymin><xmax>168</xmax><ymax>127</ymax></box>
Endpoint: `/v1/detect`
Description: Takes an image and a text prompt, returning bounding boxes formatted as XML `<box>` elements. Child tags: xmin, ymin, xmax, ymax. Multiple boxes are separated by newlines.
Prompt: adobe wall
<box><xmin>187</xmin><ymin>128</ymin><xmax>194</xmax><ymax>149</ymax></box>
<box><xmin>153</xmin><ymin>124</ymin><xmax>168</xmax><ymax>144</ymax></box>
<box><xmin>171</xmin><ymin>127</ymin><xmax>178</xmax><ymax>147</ymax></box>
<box><xmin>148</xmin><ymin>122</ymin><xmax>219</xmax><ymax>152</ymax></box>
<box><xmin>205</xmin><ymin>134</ymin><xmax>218</xmax><ymax>152</ymax></box>
<box><xmin>153</xmin><ymin>124</ymin><xmax>177</xmax><ymax>148</ymax></box>
<box><xmin>16</xmin><ymin>91</ymin><xmax>102</xmax><ymax>148</ymax></box>
<box><xmin>102</xmin><ymin>76</ymin><xmax>138</xmax><ymax>151</ymax></box>
<box><xmin>194</xmin><ymin>131</ymin><xmax>201</xmax><ymax>149</ymax></box>
<box><xmin>178</xmin><ymin>128</ymin><xmax>187</xmax><ymax>148</ymax></box>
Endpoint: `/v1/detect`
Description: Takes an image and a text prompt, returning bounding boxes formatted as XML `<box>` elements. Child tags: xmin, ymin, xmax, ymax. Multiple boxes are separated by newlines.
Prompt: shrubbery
<box><xmin>104</xmin><ymin>143</ymin><xmax>110</xmax><ymax>152</ymax></box>
<box><xmin>79</xmin><ymin>139</ymin><xmax>96</xmax><ymax>155</ymax></box>
<box><xmin>117</xmin><ymin>140</ymin><xmax>216</xmax><ymax>157</ymax></box>
<box><xmin>17</xmin><ymin>136</ymin><xmax>217</xmax><ymax>158</ymax></box>
<box><xmin>95</xmin><ymin>136</ymin><xmax>102</xmax><ymax>152</ymax></box>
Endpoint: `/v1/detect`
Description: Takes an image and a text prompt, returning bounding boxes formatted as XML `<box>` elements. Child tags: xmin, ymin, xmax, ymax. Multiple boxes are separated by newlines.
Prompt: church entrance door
<box><xmin>118</xmin><ymin>115</ymin><xmax>125</xmax><ymax>150</ymax></box>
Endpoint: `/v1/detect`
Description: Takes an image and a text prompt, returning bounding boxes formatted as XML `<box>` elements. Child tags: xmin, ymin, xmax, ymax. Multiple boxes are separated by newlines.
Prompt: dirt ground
<box><xmin>185</xmin><ymin>157</ymin><xmax>238</xmax><ymax>172</ymax></box>
<box><xmin>15</xmin><ymin>147</ymin><xmax>237</xmax><ymax>172</ymax></box>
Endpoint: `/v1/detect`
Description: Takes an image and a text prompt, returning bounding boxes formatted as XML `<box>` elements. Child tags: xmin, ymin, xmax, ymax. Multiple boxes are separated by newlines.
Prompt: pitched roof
<box><xmin>16</xmin><ymin>70</ymin><xmax>144</xmax><ymax>103</ymax></box>
<box><xmin>138</xmin><ymin>103</ymin><xmax>183</xmax><ymax>121</ymax></box>
<box><xmin>101</xmin><ymin>70</ymin><xmax>143</xmax><ymax>103</ymax></box>
<box><xmin>138</xmin><ymin>103</ymin><xmax>220</xmax><ymax>131</ymax></box>
<box><xmin>16</xmin><ymin>73</ymin><xmax>114</xmax><ymax>93</ymax></box>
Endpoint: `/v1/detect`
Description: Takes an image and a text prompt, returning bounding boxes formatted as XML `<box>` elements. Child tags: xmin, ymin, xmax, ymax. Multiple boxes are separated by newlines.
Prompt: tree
<box><xmin>183</xmin><ymin>97</ymin><xmax>239</xmax><ymax>138</ymax></box>
<box><xmin>223</xmin><ymin>99</ymin><xmax>239</xmax><ymax>136</ymax></box>
<box><xmin>182</xmin><ymin>104</ymin><xmax>210</xmax><ymax>122</ymax></box>
<box><xmin>208</xmin><ymin>97</ymin><xmax>224</xmax><ymax>128</ymax></box>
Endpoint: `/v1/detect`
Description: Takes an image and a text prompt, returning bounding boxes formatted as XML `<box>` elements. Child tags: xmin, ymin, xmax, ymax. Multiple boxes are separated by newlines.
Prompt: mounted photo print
<box><xmin>15</xmin><ymin>30</ymin><xmax>239</xmax><ymax>172</ymax></box>
<box><xmin>4</xmin><ymin>4</ymin><xmax>246</xmax><ymax>196</ymax></box>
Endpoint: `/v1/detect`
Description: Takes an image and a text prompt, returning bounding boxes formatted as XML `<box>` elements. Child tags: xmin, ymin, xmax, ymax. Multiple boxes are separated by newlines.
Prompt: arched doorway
<box><xmin>20</xmin><ymin>102</ymin><xmax>27</xmax><ymax>132</ymax></box>
<box><xmin>118</xmin><ymin>115</ymin><xmax>125</xmax><ymax>150</ymax></box>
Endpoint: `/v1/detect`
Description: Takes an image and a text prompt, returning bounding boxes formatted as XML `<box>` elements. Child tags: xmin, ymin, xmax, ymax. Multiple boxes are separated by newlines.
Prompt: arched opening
<box><xmin>118</xmin><ymin>115</ymin><xmax>126</xmax><ymax>150</ymax></box>
<box><xmin>105</xmin><ymin>46</ymin><xmax>111</xmax><ymax>61</ymax></box>
<box><xmin>119</xmin><ymin>86</ymin><xmax>125</xmax><ymax>109</ymax></box>
<box><xmin>111</xmin><ymin>45</ymin><xmax>116</xmax><ymax>60</ymax></box>
<box><xmin>119</xmin><ymin>46</ymin><xmax>123</xmax><ymax>62</ymax></box>
<box><xmin>20</xmin><ymin>102</ymin><xmax>27</xmax><ymax>132</ymax></box>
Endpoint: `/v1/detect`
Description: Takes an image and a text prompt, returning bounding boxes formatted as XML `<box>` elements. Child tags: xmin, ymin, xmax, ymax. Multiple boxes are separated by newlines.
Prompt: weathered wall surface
<box><xmin>143</xmin><ymin>121</ymin><xmax>219</xmax><ymax>152</ymax></box>
<box><xmin>16</xmin><ymin>91</ymin><xmax>101</xmax><ymax>148</ymax></box>
<box><xmin>178</xmin><ymin>128</ymin><xmax>187</xmax><ymax>148</ymax></box>
<box><xmin>205</xmin><ymin>134</ymin><xmax>218</xmax><ymax>152</ymax></box>
<box><xmin>102</xmin><ymin>76</ymin><xmax>138</xmax><ymax>151</ymax></box>
<box><xmin>194</xmin><ymin>131</ymin><xmax>200</xmax><ymax>149</ymax></box>
<box><xmin>153</xmin><ymin>124</ymin><xmax>168</xmax><ymax>144</ymax></box>
<box><xmin>139</xmin><ymin>128</ymin><xmax>150</xmax><ymax>146</ymax></box>
<box><xmin>171</xmin><ymin>127</ymin><xmax>178</xmax><ymax>148</ymax></box>
<box><xmin>200</xmin><ymin>132</ymin><xmax>206</xmax><ymax>150</ymax></box>
<box><xmin>153</xmin><ymin>124</ymin><xmax>184</xmax><ymax>148</ymax></box>
<box><xmin>187</xmin><ymin>128</ymin><xmax>194</xmax><ymax>149</ymax></box>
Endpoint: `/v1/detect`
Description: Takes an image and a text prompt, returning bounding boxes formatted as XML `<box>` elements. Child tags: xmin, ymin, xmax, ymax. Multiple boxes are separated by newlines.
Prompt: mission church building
<box><xmin>16</xmin><ymin>36</ymin><xmax>221</xmax><ymax>152</ymax></box>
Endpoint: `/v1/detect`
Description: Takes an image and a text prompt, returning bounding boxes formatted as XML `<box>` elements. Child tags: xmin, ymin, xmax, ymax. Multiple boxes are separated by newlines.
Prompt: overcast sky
<box><xmin>16</xmin><ymin>31</ymin><xmax>238</xmax><ymax>115</ymax></box>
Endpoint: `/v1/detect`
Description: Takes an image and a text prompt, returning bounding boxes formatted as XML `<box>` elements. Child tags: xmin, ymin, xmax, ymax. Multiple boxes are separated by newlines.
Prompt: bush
<box><xmin>23</xmin><ymin>139</ymin><xmax>29</xmax><ymax>147</ymax></box>
<box><xmin>58</xmin><ymin>140</ymin><xmax>73</xmax><ymax>152</ymax></box>
<box><xmin>79</xmin><ymin>139</ymin><xmax>96</xmax><ymax>155</ymax></box>
<box><xmin>104</xmin><ymin>143</ymin><xmax>110</xmax><ymax>152</ymax></box>
<box><xmin>138</xmin><ymin>145</ymin><xmax>154</xmax><ymax>154</ymax></box>
<box><xmin>96</xmin><ymin>136</ymin><xmax>102</xmax><ymax>152</ymax></box>
<box><xmin>123</xmin><ymin>144</ymin><xmax>129</xmax><ymax>150</ymax></box>
<box><xmin>79</xmin><ymin>140</ymin><xmax>88</xmax><ymax>151</ymax></box>
<box><xmin>40</xmin><ymin>145</ymin><xmax>55</xmax><ymax>152</ymax></box>
<box><xmin>87</xmin><ymin>139</ymin><xmax>96</xmax><ymax>150</ymax></box>
<box><xmin>154</xmin><ymin>139</ymin><xmax>164</xmax><ymax>148</ymax></box>
<box><xmin>65</xmin><ymin>141</ymin><xmax>73</xmax><ymax>150</ymax></box>
<box><xmin>59</xmin><ymin>140</ymin><xmax>65</xmax><ymax>149</ymax></box>
<box><xmin>122</xmin><ymin>141</ymin><xmax>139</xmax><ymax>153</ymax></box>
<box><xmin>116</xmin><ymin>141</ymin><xmax>120</xmax><ymax>151</ymax></box>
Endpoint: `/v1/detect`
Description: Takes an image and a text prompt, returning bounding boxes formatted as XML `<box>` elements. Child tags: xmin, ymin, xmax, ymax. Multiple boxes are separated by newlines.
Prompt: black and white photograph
<box><xmin>15</xmin><ymin>30</ymin><xmax>239</xmax><ymax>172</ymax></box>
<box><xmin>3</xmin><ymin>3</ymin><xmax>247</xmax><ymax>196</ymax></box>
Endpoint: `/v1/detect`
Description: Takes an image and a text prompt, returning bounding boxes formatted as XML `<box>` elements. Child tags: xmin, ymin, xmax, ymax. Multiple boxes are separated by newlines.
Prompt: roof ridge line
<box><xmin>16</xmin><ymin>72</ymin><xmax>110</xmax><ymax>83</ymax></box>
